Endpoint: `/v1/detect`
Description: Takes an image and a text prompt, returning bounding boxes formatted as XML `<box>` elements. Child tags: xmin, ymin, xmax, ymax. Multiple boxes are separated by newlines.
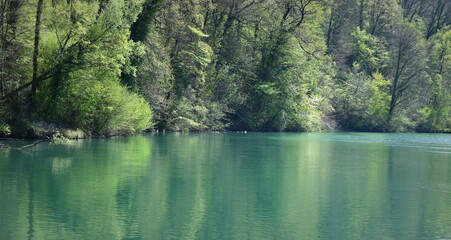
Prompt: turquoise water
<box><xmin>0</xmin><ymin>133</ymin><xmax>450</xmax><ymax>239</ymax></box>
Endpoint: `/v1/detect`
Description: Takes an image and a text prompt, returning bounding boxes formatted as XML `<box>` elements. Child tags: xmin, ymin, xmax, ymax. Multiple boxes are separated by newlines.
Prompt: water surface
<box><xmin>1</xmin><ymin>133</ymin><xmax>450</xmax><ymax>239</ymax></box>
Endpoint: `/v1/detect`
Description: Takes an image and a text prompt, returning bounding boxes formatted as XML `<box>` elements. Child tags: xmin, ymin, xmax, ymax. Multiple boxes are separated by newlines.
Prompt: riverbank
<box><xmin>1</xmin><ymin>119</ymin><xmax>449</xmax><ymax>142</ymax></box>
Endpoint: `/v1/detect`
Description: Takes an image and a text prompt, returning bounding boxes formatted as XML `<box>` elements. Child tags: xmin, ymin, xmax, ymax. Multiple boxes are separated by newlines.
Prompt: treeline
<box><xmin>0</xmin><ymin>0</ymin><xmax>449</xmax><ymax>137</ymax></box>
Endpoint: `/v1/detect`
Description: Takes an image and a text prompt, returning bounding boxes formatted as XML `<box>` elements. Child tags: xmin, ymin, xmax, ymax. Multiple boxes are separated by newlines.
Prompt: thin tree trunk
<box><xmin>386</xmin><ymin>41</ymin><xmax>403</xmax><ymax>132</ymax></box>
<box><xmin>358</xmin><ymin>0</ymin><xmax>365</xmax><ymax>29</ymax></box>
<box><xmin>326</xmin><ymin>9</ymin><xmax>334</xmax><ymax>50</ymax></box>
<box><xmin>386</xmin><ymin>94</ymin><xmax>396</xmax><ymax>131</ymax></box>
<box><xmin>30</xmin><ymin>0</ymin><xmax>43</xmax><ymax>104</ymax></box>
<box><xmin>0</xmin><ymin>0</ymin><xmax>7</xmax><ymax>96</ymax></box>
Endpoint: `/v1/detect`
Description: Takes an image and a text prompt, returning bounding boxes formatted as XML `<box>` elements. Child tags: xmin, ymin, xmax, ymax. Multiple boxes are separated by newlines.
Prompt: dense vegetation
<box><xmin>0</xmin><ymin>0</ymin><xmax>449</xmax><ymax>136</ymax></box>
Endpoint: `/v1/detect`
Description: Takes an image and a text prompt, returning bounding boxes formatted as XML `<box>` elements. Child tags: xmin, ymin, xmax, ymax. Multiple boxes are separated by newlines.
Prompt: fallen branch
<box><xmin>19</xmin><ymin>139</ymin><xmax>46</xmax><ymax>149</ymax></box>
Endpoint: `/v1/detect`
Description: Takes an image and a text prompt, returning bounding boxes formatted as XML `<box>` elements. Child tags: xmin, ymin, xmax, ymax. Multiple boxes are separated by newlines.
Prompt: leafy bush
<box><xmin>0</xmin><ymin>122</ymin><xmax>11</xmax><ymax>137</ymax></box>
<box><xmin>38</xmin><ymin>74</ymin><xmax>152</xmax><ymax>136</ymax></box>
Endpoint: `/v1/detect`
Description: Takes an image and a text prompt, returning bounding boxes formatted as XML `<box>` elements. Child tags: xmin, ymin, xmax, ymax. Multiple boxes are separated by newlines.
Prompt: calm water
<box><xmin>0</xmin><ymin>133</ymin><xmax>450</xmax><ymax>240</ymax></box>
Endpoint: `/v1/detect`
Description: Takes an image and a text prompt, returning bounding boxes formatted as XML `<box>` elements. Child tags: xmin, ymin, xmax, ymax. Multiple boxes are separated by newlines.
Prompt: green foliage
<box><xmin>0</xmin><ymin>122</ymin><xmax>11</xmax><ymax>136</ymax></box>
<box><xmin>165</xmin><ymin>96</ymin><xmax>226</xmax><ymax>132</ymax></box>
<box><xmin>416</xmin><ymin>28</ymin><xmax>451</xmax><ymax>132</ymax></box>
<box><xmin>39</xmin><ymin>74</ymin><xmax>152</xmax><ymax>136</ymax></box>
<box><xmin>136</xmin><ymin>29</ymin><xmax>173</xmax><ymax>128</ymax></box>
<box><xmin>172</xmin><ymin>32</ymin><xmax>213</xmax><ymax>93</ymax></box>
<box><xmin>0</xmin><ymin>100</ymin><xmax>12</xmax><ymax>136</ymax></box>
<box><xmin>367</xmin><ymin>72</ymin><xmax>391</xmax><ymax>127</ymax></box>
<box><xmin>1</xmin><ymin>0</ymin><xmax>450</xmax><ymax>134</ymax></box>
<box><xmin>188</xmin><ymin>25</ymin><xmax>209</xmax><ymax>38</ymax></box>
<box><xmin>33</xmin><ymin>0</ymin><xmax>152</xmax><ymax>136</ymax></box>
<box><xmin>417</xmin><ymin>74</ymin><xmax>451</xmax><ymax>132</ymax></box>
<box><xmin>333</xmin><ymin>65</ymin><xmax>390</xmax><ymax>131</ymax></box>
<box><xmin>291</xmin><ymin>94</ymin><xmax>331</xmax><ymax>132</ymax></box>
<box><xmin>350</xmin><ymin>27</ymin><xmax>390</xmax><ymax>73</ymax></box>
<box><xmin>242</xmin><ymin>31</ymin><xmax>333</xmax><ymax>132</ymax></box>
<box><xmin>389</xmin><ymin>111</ymin><xmax>416</xmax><ymax>132</ymax></box>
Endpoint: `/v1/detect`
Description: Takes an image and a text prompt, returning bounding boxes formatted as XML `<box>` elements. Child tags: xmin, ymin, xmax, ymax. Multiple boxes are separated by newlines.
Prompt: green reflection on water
<box><xmin>0</xmin><ymin>133</ymin><xmax>450</xmax><ymax>240</ymax></box>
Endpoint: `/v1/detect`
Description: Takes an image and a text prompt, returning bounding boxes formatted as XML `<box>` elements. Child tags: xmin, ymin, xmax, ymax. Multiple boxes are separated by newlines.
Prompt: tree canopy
<box><xmin>0</xmin><ymin>0</ymin><xmax>449</xmax><ymax>136</ymax></box>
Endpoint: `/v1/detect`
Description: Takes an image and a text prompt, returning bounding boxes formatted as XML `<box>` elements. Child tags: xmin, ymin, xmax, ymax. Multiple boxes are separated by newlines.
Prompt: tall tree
<box><xmin>0</xmin><ymin>0</ymin><xmax>26</xmax><ymax>97</ymax></box>
<box><xmin>30</xmin><ymin>0</ymin><xmax>43</xmax><ymax>104</ymax></box>
<box><xmin>386</xmin><ymin>22</ymin><xmax>426</xmax><ymax>130</ymax></box>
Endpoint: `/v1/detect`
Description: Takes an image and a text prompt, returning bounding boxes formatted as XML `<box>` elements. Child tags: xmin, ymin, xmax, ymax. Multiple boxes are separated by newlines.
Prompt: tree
<box><xmin>400</xmin><ymin>0</ymin><xmax>429</xmax><ymax>22</ymax></box>
<box><xmin>120</xmin><ymin>0</ymin><xmax>166</xmax><ymax>89</ymax></box>
<box><xmin>332</xmin><ymin>64</ymin><xmax>390</xmax><ymax>131</ymax></box>
<box><xmin>386</xmin><ymin>22</ymin><xmax>427</xmax><ymax>131</ymax></box>
<box><xmin>367</xmin><ymin>0</ymin><xmax>400</xmax><ymax>36</ymax></box>
<box><xmin>238</xmin><ymin>0</ymin><xmax>332</xmax><ymax>131</ymax></box>
<box><xmin>326</xmin><ymin>0</ymin><xmax>355</xmax><ymax>51</ymax></box>
<box><xmin>417</xmin><ymin>27</ymin><xmax>450</xmax><ymax>132</ymax></box>
<box><xmin>30</xmin><ymin>0</ymin><xmax>43</xmax><ymax>106</ymax></box>
<box><xmin>1</xmin><ymin>0</ymin><xmax>450</xmax><ymax>135</ymax></box>
<box><xmin>0</xmin><ymin>0</ymin><xmax>26</xmax><ymax>97</ymax></box>
<box><xmin>425</xmin><ymin>0</ymin><xmax>450</xmax><ymax>39</ymax></box>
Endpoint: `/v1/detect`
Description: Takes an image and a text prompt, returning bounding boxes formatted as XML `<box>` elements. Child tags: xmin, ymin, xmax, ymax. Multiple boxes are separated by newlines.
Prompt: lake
<box><xmin>0</xmin><ymin>133</ymin><xmax>450</xmax><ymax>239</ymax></box>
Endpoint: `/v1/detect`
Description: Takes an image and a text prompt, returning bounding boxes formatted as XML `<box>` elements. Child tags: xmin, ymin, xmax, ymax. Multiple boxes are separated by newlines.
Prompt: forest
<box><xmin>0</xmin><ymin>0</ymin><xmax>449</xmax><ymax>137</ymax></box>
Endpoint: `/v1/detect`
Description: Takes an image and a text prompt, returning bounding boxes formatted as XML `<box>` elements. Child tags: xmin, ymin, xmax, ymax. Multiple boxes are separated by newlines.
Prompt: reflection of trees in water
<box><xmin>27</xmin><ymin>161</ymin><xmax>34</xmax><ymax>240</ymax></box>
<box><xmin>0</xmin><ymin>136</ymin><xmax>153</xmax><ymax>239</ymax></box>
<box><xmin>51</xmin><ymin>158</ymin><xmax>73</xmax><ymax>175</ymax></box>
<box><xmin>1</xmin><ymin>134</ymin><xmax>450</xmax><ymax>239</ymax></box>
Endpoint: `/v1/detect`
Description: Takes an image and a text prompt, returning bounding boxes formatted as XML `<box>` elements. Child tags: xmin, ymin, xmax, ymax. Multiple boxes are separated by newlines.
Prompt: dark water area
<box><xmin>0</xmin><ymin>133</ymin><xmax>450</xmax><ymax>239</ymax></box>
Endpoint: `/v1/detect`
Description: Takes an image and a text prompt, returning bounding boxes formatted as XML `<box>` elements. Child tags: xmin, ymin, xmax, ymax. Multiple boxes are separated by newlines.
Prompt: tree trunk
<box><xmin>326</xmin><ymin>9</ymin><xmax>334</xmax><ymax>50</ymax></box>
<box><xmin>30</xmin><ymin>0</ymin><xmax>43</xmax><ymax>105</ymax></box>
<box><xmin>386</xmin><ymin>38</ymin><xmax>404</xmax><ymax>132</ymax></box>
<box><xmin>358</xmin><ymin>0</ymin><xmax>365</xmax><ymax>29</ymax></box>
<box><xmin>386</xmin><ymin>93</ymin><xmax>396</xmax><ymax>131</ymax></box>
